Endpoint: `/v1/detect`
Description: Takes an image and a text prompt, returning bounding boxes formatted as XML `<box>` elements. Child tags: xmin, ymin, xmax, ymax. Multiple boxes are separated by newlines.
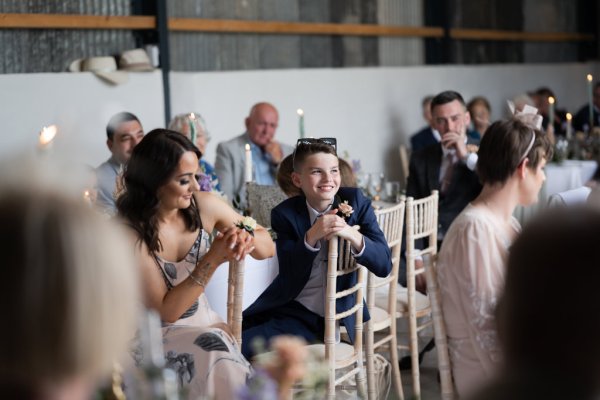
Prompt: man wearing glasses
<box><xmin>215</xmin><ymin>102</ymin><xmax>293</xmax><ymax>210</ymax></box>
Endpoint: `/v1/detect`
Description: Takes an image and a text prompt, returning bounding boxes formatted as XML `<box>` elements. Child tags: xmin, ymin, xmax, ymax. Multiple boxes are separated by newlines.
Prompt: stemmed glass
<box><xmin>368</xmin><ymin>173</ymin><xmax>385</xmax><ymax>201</ymax></box>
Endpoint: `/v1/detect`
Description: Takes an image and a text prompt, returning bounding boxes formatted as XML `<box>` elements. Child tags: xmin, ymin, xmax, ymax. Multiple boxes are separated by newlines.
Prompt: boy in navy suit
<box><xmin>242</xmin><ymin>138</ymin><xmax>391</xmax><ymax>358</ymax></box>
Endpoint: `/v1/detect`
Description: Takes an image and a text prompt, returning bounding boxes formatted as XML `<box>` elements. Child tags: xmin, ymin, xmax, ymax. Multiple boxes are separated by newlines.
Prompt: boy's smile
<box><xmin>292</xmin><ymin>153</ymin><xmax>341</xmax><ymax>212</ymax></box>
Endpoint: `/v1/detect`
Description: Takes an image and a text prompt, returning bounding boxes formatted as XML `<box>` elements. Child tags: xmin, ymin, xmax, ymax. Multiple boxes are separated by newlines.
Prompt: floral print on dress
<box><xmin>153</xmin><ymin>229</ymin><xmax>252</xmax><ymax>399</ymax></box>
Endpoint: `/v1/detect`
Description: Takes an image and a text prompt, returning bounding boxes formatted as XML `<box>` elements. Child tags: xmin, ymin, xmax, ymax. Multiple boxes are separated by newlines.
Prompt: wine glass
<box><xmin>368</xmin><ymin>173</ymin><xmax>385</xmax><ymax>201</ymax></box>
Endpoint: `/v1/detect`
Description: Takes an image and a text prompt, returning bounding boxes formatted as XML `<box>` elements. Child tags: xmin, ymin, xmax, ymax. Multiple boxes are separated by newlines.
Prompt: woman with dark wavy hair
<box><xmin>436</xmin><ymin>118</ymin><xmax>553</xmax><ymax>398</ymax></box>
<box><xmin>117</xmin><ymin>129</ymin><xmax>274</xmax><ymax>399</ymax></box>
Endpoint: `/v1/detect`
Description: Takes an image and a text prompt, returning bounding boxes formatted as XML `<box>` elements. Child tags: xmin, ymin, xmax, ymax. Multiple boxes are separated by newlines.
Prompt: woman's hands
<box><xmin>207</xmin><ymin>225</ymin><xmax>256</xmax><ymax>264</ymax></box>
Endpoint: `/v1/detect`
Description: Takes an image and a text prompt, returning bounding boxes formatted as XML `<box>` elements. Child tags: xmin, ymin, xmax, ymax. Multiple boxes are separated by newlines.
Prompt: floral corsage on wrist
<box><xmin>236</xmin><ymin>216</ymin><xmax>257</xmax><ymax>236</ymax></box>
<box><xmin>334</xmin><ymin>196</ymin><xmax>354</xmax><ymax>220</ymax></box>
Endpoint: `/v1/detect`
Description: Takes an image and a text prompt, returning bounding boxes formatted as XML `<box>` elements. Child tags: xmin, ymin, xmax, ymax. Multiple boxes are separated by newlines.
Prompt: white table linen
<box><xmin>204</xmin><ymin>253</ymin><xmax>279</xmax><ymax>321</ymax></box>
<box><xmin>514</xmin><ymin>160</ymin><xmax>597</xmax><ymax>224</ymax></box>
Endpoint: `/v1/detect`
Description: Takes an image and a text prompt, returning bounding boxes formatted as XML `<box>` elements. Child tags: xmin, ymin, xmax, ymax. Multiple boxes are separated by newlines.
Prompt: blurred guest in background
<box><xmin>168</xmin><ymin>112</ymin><xmax>220</xmax><ymax>191</ymax></box>
<box><xmin>406</xmin><ymin>90</ymin><xmax>481</xmax><ymax>245</ymax></box>
<box><xmin>410</xmin><ymin>95</ymin><xmax>438</xmax><ymax>152</ymax></box>
<box><xmin>215</xmin><ymin>102</ymin><xmax>293</xmax><ymax>209</ymax></box>
<box><xmin>0</xmin><ymin>170</ymin><xmax>139</xmax><ymax>399</ymax></box>
<box><xmin>510</xmin><ymin>93</ymin><xmax>536</xmax><ymax>114</ymax></box>
<box><xmin>573</xmin><ymin>81</ymin><xmax>600</xmax><ymax>133</ymax></box>
<box><xmin>467</xmin><ymin>96</ymin><xmax>492</xmax><ymax>139</ymax></box>
<box><xmin>96</xmin><ymin>111</ymin><xmax>144</xmax><ymax>214</ymax></box>
<box><xmin>534</xmin><ymin>87</ymin><xmax>566</xmax><ymax>138</ymax></box>
<box><xmin>437</xmin><ymin>117</ymin><xmax>552</xmax><ymax>398</ymax></box>
<box><xmin>471</xmin><ymin>207</ymin><xmax>600</xmax><ymax>400</ymax></box>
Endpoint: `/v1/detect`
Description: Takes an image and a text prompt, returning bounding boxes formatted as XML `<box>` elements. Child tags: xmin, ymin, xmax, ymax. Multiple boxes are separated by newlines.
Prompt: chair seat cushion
<box><xmin>369</xmin><ymin>306</ymin><xmax>391</xmax><ymax>324</ymax></box>
<box><xmin>374</xmin><ymin>283</ymin><xmax>430</xmax><ymax>313</ymax></box>
<box><xmin>305</xmin><ymin>342</ymin><xmax>356</xmax><ymax>362</ymax></box>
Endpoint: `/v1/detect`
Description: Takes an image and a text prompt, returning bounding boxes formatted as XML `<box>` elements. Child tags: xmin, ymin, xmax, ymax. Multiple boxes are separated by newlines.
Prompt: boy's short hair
<box><xmin>292</xmin><ymin>138</ymin><xmax>337</xmax><ymax>172</ymax></box>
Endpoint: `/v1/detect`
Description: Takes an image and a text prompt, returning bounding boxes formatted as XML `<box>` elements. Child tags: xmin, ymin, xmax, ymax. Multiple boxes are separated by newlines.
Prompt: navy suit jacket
<box><xmin>410</xmin><ymin>126</ymin><xmax>438</xmax><ymax>152</ymax></box>
<box><xmin>406</xmin><ymin>143</ymin><xmax>482</xmax><ymax>238</ymax></box>
<box><xmin>243</xmin><ymin>187</ymin><xmax>391</xmax><ymax>343</ymax></box>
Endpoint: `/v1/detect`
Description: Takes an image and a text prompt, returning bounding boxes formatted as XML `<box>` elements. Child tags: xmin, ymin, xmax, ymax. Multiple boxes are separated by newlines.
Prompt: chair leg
<box><xmin>356</xmin><ymin>362</ymin><xmax>368</xmax><ymax>399</ymax></box>
<box><xmin>389</xmin><ymin>326</ymin><xmax>405</xmax><ymax>400</ymax></box>
<box><xmin>366</xmin><ymin>325</ymin><xmax>376</xmax><ymax>400</ymax></box>
<box><xmin>328</xmin><ymin>365</ymin><xmax>336</xmax><ymax>400</ymax></box>
<box><xmin>409</xmin><ymin>315</ymin><xmax>421</xmax><ymax>398</ymax></box>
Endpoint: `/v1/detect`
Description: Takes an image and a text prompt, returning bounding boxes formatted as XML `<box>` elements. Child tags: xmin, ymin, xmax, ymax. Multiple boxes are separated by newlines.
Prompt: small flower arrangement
<box><xmin>197</xmin><ymin>172</ymin><xmax>213</xmax><ymax>192</ymax></box>
<box><xmin>236</xmin><ymin>216</ymin><xmax>257</xmax><ymax>236</ymax></box>
<box><xmin>239</xmin><ymin>336</ymin><xmax>328</xmax><ymax>400</ymax></box>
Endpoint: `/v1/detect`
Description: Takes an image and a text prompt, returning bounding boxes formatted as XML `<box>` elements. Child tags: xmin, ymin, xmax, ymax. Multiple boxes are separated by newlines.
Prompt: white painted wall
<box><xmin>1</xmin><ymin>63</ymin><xmax>598</xmax><ymax>182</ymax></box>
<box><xmin>0</xmin><ymin>70</ymin><xmax>164</xmax><ymax>167</ymax></box>
<box><xmin>172</xmin><ymin>62</ymin><xmax>600</xmax><ymax>181</ymax></box>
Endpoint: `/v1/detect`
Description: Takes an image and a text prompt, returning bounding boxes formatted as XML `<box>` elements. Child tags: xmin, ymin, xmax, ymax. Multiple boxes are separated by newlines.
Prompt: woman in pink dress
<box><xmin>118</xmin><ymin>129</ymin><xmax>275</xmax><ymax>399</ymax></box>
<box><xmin>436</xmin><ymin>117</ymin><xmax>553</xmax><ymax>397</ymax></box>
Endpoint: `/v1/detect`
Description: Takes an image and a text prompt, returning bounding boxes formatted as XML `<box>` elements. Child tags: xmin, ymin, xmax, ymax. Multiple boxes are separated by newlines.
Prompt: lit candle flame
<box><xmin>548</xmin><ymin>96</ymin><xmax>555</xmax><ymax>104</ymax></box>
<box><xmin>39</xmin><ymin>125</ymin><xmax>57</xmax><ymax>146</ymax></box>
<box><xmin>297</xmin><ymin>108</ymin><xmax>304</xmax><ymax>116</ymax></box>
<box><xmin>566</xmin><ymin>112</ymin><xmax>572</xmax><ymax>121</ymax></box>
<box><xmin>245</xmin><ymin>143</ymin><xmax>250</xmax><ymax>151</ymax></box>
<box><xmin>588</xmin><ymin>74</ymin><xmax>593</xmax><ymax>82</ymax></box>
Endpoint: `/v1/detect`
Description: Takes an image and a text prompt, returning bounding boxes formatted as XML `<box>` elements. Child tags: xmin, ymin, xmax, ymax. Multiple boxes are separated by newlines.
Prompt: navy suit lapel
<box><xmin>293</xmin><ymin>196</ymin><xmax>312</xmax><ymax>237</ymax></box>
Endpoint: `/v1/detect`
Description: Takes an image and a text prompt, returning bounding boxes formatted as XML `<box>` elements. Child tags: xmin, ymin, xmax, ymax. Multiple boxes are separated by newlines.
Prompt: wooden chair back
<box><xmin>404</xmin><ymin>190</ymin><xmax>438</xmax><ymax>397</ymax></box>
<box><xmin>300</xmin><ymin>232</ymin><xmax>367</xmax><ymax>399</ymax></box>
<box><xmin>366</xmin><ymin>200</ymin><xmax>406</xmax><ymax>399</ymax></box>
<box><xmin>423</xmin><ymin>252</ymin><xmax>454</xmax><ymax>400</ymax></box>
<box><xmin>227</xmin><ymin>259</ymin><xmax>245</xmax><ymax>349</ymax></box>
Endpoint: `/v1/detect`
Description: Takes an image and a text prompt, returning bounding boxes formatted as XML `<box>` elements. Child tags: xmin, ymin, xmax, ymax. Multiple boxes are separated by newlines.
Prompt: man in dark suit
<box><xmin>399</xmin><ymin>90</ymin><xmax>482</xmax><ymax>369</ymax></box>
<box><xmin>242</xmin><ymin>139</ymin><xmax>391</xmax><ymax>358</ymax></box>
<box><xmin>407</xmin><ymin>90</ymin><xmax>482</xmax><ymax>242</ymax></box>
<box><xmin>410</xmin><ymin>95</ymin><xmax>439</xmax><ymax>152</ymax></box>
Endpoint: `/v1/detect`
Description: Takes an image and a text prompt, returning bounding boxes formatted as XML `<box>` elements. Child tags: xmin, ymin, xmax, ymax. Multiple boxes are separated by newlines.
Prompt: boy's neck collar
<box><xmin>305</xmin><ymin>199</ymin><xmax>333</xmax><ymax>214</ymax></box>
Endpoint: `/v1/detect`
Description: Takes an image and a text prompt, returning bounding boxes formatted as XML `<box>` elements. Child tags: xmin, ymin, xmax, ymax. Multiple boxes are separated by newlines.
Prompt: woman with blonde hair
<box><xmin>437</xmin><ymin>117</ymin><xmax>553</xmax><ymax>397</ymax></box>
<box><xmin>169</xmin><ymin>113</ymin><xmax>220</xmax><ymax>191</ymax></box>
<box><xmin>0</xmin><ymin>180</ymin><xmax>139</xmax><ymax>399</ymax></box>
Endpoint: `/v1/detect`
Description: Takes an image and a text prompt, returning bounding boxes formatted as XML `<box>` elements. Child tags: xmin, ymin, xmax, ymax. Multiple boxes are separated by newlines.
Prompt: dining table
<box><xmin>204</xmin><ymin>254</ymin><xmax>279</xmax><ymax>321</ymax></box>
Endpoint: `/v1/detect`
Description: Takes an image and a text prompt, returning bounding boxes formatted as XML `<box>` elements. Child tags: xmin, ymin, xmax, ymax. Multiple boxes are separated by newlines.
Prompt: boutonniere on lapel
<box><xmin>334</xmin><ymin>195</ymin><xmax>354</xmax><ymax>220</ymax></box>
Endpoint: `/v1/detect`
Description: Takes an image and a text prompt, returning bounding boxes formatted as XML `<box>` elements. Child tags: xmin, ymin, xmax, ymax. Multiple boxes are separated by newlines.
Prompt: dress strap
<box><xmin>152</xmin><ymin>253</ymin><xmax>174</xmax><ymax>289</ymax></box>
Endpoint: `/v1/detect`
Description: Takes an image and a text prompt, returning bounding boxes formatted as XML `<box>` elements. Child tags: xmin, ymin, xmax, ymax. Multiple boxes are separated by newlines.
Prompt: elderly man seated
<box><xmin>215</xmin><ymin>102</ymin><xmax>293</xmax><ymax>210</ymax></box>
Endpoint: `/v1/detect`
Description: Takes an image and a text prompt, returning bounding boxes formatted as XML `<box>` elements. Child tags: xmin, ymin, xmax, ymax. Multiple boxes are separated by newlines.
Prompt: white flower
<box><xmin>236</xmin><ymin>216</ymin><xmax>257</xmax><ymax>235</ymax></box>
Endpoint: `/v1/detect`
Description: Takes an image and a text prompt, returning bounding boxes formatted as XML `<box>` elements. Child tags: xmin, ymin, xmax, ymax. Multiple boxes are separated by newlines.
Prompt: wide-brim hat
<box><xmin>68</xmin><ymin>56</ymin><xmax>128</xmax><ymax>85</ymax></box>
<box><xmin>119</xmin><ymin>48</ymin><xmax>154</xmax><ymax>72</ymax></box>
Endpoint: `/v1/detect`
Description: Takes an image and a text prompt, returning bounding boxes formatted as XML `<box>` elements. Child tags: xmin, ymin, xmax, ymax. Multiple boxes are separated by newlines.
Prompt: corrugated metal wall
<box><xmin>167</xmin><ymin>0</ymin><xmax>383</xmax><ymax>71</ymax></box>
<box><xmin>0</xmin><ymin>0</ymin><xmax>136</xmax><ymax>73</ymax></box>
<box><xmin>378</xmin><ymin>0</ymin><xmax>424</xmax><ymax>66</ymax></box>
<box><xmin>523</xmin><ymin>0</ymin><xmax>578</xmax><ymax>63</ymax></box>
<box><xmin>0</xmin><ymin>0</ymin><xmax>590</xmax><ymax>73</ymax></box>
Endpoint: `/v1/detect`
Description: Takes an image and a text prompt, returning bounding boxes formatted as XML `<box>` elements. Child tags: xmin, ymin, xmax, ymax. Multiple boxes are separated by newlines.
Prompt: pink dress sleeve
<box><xmin>437</xmin><ymin>207</ymin><xmax>517</xmax><ymax>397</ymax></box>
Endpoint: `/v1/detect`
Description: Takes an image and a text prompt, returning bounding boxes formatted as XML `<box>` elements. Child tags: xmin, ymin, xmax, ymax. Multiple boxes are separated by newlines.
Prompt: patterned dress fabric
<box><xmin>154</xmin><ymin>229</ymin><xmax>252</xmax><ymax>399</ymax></box>
<box><xmin>437</xmin><ymin>204</ymin><xmax>520</xmax><ymax>398</ymax></box>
